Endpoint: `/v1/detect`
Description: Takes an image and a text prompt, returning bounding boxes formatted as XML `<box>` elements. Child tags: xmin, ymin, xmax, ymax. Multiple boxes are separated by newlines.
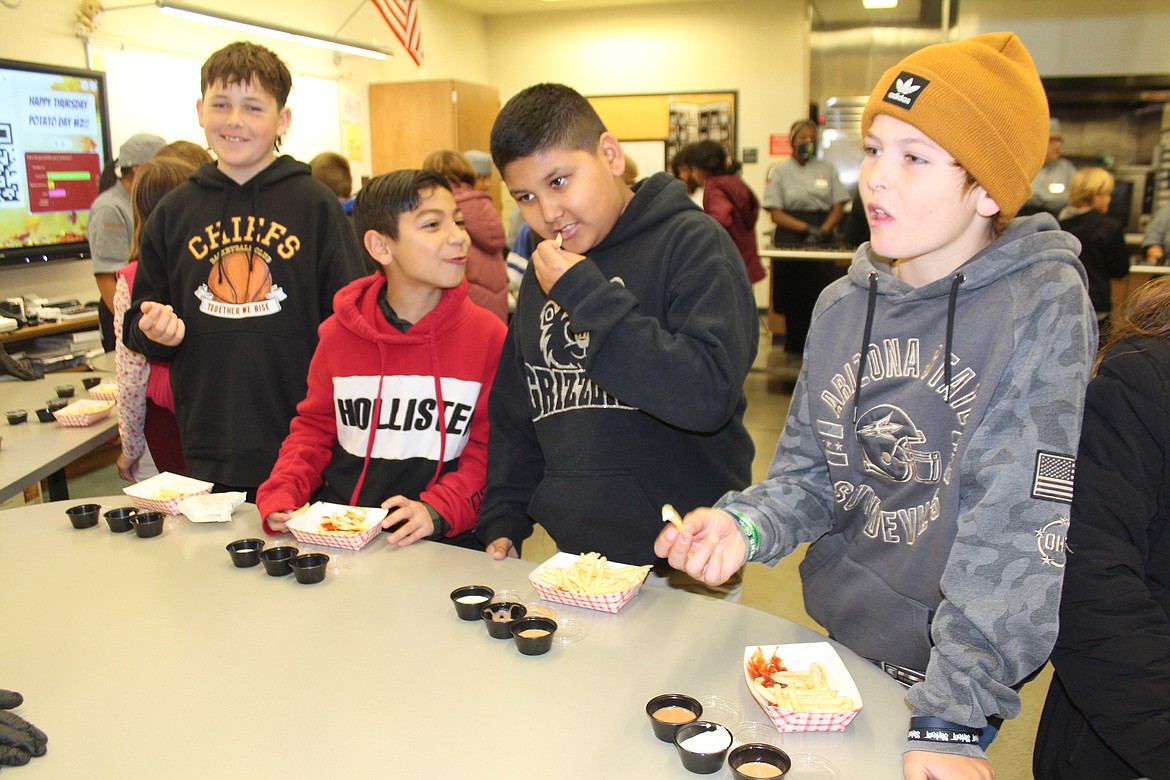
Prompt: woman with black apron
<box><xmin>761</xmin><ymin>119</ymin><xmax>849</xmax><ymax>354</ymax></box>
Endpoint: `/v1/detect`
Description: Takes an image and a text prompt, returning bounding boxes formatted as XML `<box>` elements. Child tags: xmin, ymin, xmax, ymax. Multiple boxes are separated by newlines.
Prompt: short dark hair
<box><xmin>201</xmin><ymin>42</ymin><xmax>292</xmax><ymax>108</ymax></box>
<box><xmin>686</xmin><ymin>140</ymin><xmax>739</xmax><ymax>176</ymax></box>
<box><xmin>353</xmin><ymin>169</ymin><xmax>452</xmax><ymax>257</ymax></box>
<box><xmin>490</xmin><ymin>83</ymin><xmax>606</xmax><ymax>172</ymax></box>
<box><xmin>310</xmin><ymin>152</ymin><xmax>353</xmax><ymax>198</ymax></box>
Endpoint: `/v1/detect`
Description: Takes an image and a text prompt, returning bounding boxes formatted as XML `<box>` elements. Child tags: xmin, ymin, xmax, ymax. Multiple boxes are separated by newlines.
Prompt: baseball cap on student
<box><xmin>464</xmin><ymin>150</ymin><xmax>492</xmax><ymax>177</ymax></box>
<box><xmin>861</xmin><ymin>32</ymin><xmax>1049</xmax><ymax>221</ymax></box>
<box><xmin>117</xmin><ymin>133</ymin><xmax>166</xmax><ymax>168</ymax></box>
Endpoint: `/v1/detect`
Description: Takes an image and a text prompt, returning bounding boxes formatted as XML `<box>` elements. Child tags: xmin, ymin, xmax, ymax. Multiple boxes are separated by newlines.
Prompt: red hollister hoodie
<box><xmin>257</xmin><ymin>272</ymin><xmax>507</xmax><ymax>536</ymax></box>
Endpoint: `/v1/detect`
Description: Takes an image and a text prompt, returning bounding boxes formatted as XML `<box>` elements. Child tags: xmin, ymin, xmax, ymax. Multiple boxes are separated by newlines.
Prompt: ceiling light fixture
<box><xmin>155</xmin><ymin>0</ymin><xmax>392</xmax><ymax>60</ymax></box>
<box><xmin>862</xmin><ymin>0</ymin><xmax>898</xmax><ymax>9</ymax></box>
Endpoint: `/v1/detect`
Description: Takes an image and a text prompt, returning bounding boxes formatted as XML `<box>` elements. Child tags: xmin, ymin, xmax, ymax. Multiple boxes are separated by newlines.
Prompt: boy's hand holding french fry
<box><xmin>653</xmin><ymin>506</ymin><xmax>746</xmax><ymax>587</ymax></box>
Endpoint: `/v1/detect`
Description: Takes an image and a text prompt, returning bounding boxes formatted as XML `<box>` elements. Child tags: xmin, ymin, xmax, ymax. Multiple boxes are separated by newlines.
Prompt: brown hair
<box><xmin>310</xmin><ymin>152</ymin><xmax>353</xmax><ymax>198</ymax></box>
<box><xmin>1095</xmin><ymin>276</ymin><xmax>1170</xmax><ymax>374</ymax></box>
<box><xmin>200</xmin><ymin>41</ymin><xmax>292</xmax><ymax>108</ymax></box>
<box><xmin>421</xmin><ymin>150</ymin><xmax>476</xmax><ymax>188</ymax></box>
<box><xmin>128</xmin><ymin>157</ymin><xmax>196</xmax><ymax>263</ymax></box>
<box><xmin>155</xmin><ymin>140</ymin><xmax>213</xmax><ymax>169</ymax></box>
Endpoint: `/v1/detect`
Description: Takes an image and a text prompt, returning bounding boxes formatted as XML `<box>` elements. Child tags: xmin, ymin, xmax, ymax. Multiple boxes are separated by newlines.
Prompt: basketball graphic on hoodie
<box><xmin>208</xmin><ymin>251</ymin><xmax>272</xmax><ymax>303</ymax></box>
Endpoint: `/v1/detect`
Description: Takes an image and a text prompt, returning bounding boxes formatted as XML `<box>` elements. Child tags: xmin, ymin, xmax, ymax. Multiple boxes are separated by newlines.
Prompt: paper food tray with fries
<box><xmin>286</xmin><ymin>502</ymin><xmax>387</xmax><ymax>551</ymax></box>
<box><xmin>743</xmin><ymin>642</ymin><xmax>863</xmax><ymax>732</ymax></box>
<box><xmin>123</xmin><ymin>472</ymin><xmax>214</xmax><ymax>514</ymax></box>
<box><xmin>88</xmin><ymin>382</ymin><xmax>119</xmax><ymax>401</ymax></box>
<box><xmin>53</xmin><ymin>399</ymin><xmax>114</xmax><ymax>427</ymax></box>
<box><xmin>528</xmin><ymin>552</ymin><xmax>652</xmax><ymax>613</ymax></box>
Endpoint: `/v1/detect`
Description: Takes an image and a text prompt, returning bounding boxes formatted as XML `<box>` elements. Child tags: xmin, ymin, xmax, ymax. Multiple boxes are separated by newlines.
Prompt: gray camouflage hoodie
<box><xmin>718</xmin><ymin>213</ymin><xmax>1095</xmax><ymax>757</ymax></box>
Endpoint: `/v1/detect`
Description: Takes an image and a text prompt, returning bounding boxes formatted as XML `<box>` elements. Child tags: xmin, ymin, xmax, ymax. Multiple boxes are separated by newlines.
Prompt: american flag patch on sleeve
<box><xmin>1032</xmin><ymin>451</ymin><xmax>1076</xmax><ymax>503</ymax></box>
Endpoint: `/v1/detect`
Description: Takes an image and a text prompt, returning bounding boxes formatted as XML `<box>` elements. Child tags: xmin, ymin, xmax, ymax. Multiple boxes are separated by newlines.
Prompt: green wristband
<box><xmin>727</xmin><ymin>510</ymin><xmax>760</xmax><ymax>561</ymax></box>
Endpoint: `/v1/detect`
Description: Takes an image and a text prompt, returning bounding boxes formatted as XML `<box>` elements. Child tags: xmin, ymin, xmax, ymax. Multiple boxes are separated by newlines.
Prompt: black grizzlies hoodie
<box><xmin>124</xmin><ymin>156</ymin><xmax>364</xmax><ymax>488</ymax></box>
<box><xmin>476</xmin><ymin>172</ymin><xmax>759</xmax><ymax>564</ymax></box>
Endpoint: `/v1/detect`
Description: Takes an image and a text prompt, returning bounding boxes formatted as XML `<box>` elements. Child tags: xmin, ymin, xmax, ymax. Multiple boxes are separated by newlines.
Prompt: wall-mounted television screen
<box><xmin>0</xmin><ymin>58</ymin><xmax>111</xmax><ymax>267</ymax></box>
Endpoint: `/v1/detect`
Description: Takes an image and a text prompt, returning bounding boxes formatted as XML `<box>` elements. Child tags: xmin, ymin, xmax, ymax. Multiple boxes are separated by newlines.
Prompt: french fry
<box><xmin>533</xmin><ymin>552</ymin><xmax>651</xmax><ymax>595</ymax></box>
<box><xmin>662</xmin><ymin>503</ymin><xmax>684</xmax><ymax>531</ymax></box>
<box><xmin>749</xmin><ymin>651</ymin><xmax>855</xmax><ymax>713</ymax></box>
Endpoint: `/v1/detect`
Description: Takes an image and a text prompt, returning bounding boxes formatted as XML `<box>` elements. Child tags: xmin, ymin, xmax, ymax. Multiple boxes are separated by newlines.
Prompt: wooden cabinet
<box><xmin>369</xmin><ymin>79</ymin><xmax>501</xmax><ymax>210</ymax></box>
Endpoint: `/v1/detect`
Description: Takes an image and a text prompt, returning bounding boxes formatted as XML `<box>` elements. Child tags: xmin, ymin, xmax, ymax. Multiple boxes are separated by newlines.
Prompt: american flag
<box><xmin>371</xmin><ymin>0</ymin><xmax>424</xmax><ymax>66</ymax></box>
<box><xmin>1031</xmin><ymin>451</ymin><xmax>1076</xmax><ymax>504</ymax></box>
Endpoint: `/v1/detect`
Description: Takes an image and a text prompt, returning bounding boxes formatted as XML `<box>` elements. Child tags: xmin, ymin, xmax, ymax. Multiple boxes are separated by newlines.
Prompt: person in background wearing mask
<box><xmin>89</xmin><ymin>132</ymin><xmax>166</xmax><ymax>352</ymax></box>
<box><xmin>761</xmin><ymin>119</ymin><xmax>849</xmax><ymax>354</ymax></box>
<box><xmin>1023</xmin><ymin>118</ymin><xmax>1077</xmax><ymax>217</ymax></box>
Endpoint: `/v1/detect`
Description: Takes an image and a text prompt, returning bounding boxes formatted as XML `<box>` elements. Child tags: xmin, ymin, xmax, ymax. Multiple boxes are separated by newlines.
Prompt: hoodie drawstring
<box><xmin>429</xmin><ymin>330</ymin><xmax>448</xmax><ymax>488</ymax></box>
<box><xmin>350</xmin><ymin>343</ymin><xmax>388</xmax><ymax>506</ymax></box>
<box><xmin>348</xmin><ymin>318</ymin><xmax>448</xmax><ymax>507</ymax></box>
<box><xmin>853</xmin><ymin>272</ymin><xmax>879</xmax><ymax>424</ymax></box>
<box><xmin>944</xmin><ymin>273</ymin><xmax>965</xmax><ymax>403</ymax></box>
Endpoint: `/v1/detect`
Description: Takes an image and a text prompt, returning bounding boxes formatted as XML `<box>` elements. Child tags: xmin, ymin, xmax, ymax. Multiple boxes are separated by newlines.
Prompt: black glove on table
<box><xmin>0</xmin><ymin>690</ymin><xmax>47</xmax><ymax>770</ymax></box>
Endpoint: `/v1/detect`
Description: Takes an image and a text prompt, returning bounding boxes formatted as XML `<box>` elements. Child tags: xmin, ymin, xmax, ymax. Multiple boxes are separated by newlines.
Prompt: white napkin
<box><xmin>178</xmin><ymin>492</ymin><xmax>246</xmax><ymax>523</ymax></box>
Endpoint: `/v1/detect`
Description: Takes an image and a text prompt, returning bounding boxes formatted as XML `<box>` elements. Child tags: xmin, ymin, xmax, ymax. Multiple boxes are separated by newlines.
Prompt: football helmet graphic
<box><xmin>855</xmin><ymin>404</ymin><xmax>941</xmax><ymax>484</ymax></box>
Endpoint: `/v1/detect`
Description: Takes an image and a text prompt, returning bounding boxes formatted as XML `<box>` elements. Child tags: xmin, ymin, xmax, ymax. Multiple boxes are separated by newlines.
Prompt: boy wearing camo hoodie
<box><xmin>656</xmin><ymin>33</ymin><xmax>1095</xmax><ymax>780</ymax></box>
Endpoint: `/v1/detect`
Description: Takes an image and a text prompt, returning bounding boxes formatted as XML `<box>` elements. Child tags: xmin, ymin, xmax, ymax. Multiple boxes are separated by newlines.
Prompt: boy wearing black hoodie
<box><xmin>476</xmin><ymin>83</ymin><xmax>758</xmax><ymax>584</ymax></box>
<box><xmin>124</xmin><ymin>42</ymin><xmax>364</xmax><ymax>497</ymax></box>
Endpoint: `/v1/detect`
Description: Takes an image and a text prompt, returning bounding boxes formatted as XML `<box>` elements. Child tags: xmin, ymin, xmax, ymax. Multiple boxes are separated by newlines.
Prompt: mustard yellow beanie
<box><xmin>861</xmin><ymin>32</ymin><xmax>1049</xmax><ymax>220</ymax></box>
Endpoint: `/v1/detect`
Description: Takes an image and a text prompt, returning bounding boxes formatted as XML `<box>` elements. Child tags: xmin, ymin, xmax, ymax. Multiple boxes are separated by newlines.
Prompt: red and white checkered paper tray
<box><xmin>286</xmin><ymin>502</ymin><xmax>388</xmax><ymax>551</ymax></box>
<box><xmin>124</xmin><ymin>472</ymin><xmax>214</xmax><ymax>514</ymax></box>
<box><xmin>53</xmin><ymin>399</ymin><xmax>114</xmax><ymax>427</ymax></box>
<box><xmin>744</xmin><ymin>642</ymin><xmax>863</xmax><ymax>732</ymax></box>
<box><xmin>87</xmin><ymin>382</ymin><xmax>119</xmax><ymax>402</ymax></box>
<box><xmin>527</xmin><ymin>552</ymin><xmax>650</xmax><ymax>614</ymax></box>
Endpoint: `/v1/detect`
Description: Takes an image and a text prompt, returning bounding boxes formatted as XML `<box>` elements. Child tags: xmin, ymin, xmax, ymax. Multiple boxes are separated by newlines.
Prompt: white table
<box><xmin>0</xmin><ymin>498</ymin><xmax>910</xmax><ymax>777</ymax></box>
<box><xmin>0</xmin><ymin>353</ymin><xmax>117</xmax><ymax>502</ymax></box>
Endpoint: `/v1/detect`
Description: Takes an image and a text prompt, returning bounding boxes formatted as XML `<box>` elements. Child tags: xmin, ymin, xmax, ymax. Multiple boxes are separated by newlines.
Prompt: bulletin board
<box><xmin>589</xmin><ymin>91</ymin><xmax>738</xmax><ymax>168</ymax></box>
<box><xmin>86</xmin><ymin>41</ymin><xmax>342</xmax><ymax>163</ymax></box>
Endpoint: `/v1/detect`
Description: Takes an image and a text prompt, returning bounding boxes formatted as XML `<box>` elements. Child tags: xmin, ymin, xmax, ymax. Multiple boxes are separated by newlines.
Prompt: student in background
<box><xmin>670</xmin><ymin>145</ymin><xmax>704</xmax><ymax>207</ymax></box>
<box><xmin>1058</xmin><ymin>167</ymin><xmax>1130</xmax><ymax>338</ymax></box>
<box><xmin>258</xmin><ymin>170</ymin><xmax>506</xmax><ymax>547</ymax></box>
<box><xmin>477</xmin><ymin>83</ymin><xmax>757</xmax><ymax>597</ymax></box>
<box><xmin>685</xmin><ymin>140</ymin><xmax>765</xmax><ymax>286</ymax></box>
<box><xmin>114</xmin><ymin>156</ymin><xmax>198</xmax><ymax>480</ymax></box>
<box><xmin>423</xmin><ymin>149</ymin><xmax>508</xmax><ymax>322</ymax></box>
<box><xmin>1033</xmin><ymin>276</ymin><xmax>1170</xmax><ymax>780</ymax></box>
<box><xmin>310</xmin><ymin>151</ymin><xmax>354</xmax><ymax>215</ymax></box>
<box><xmin>156</xmin><ymin>139</ymin><xmax>214</xmax><ymax>170</ymax></box>
<box><xmin>463</xmin><ymin>149</ymin><xmax>494</xmax><ymax>194</ymax></box>
<box><xmin>90</xmin><ymin>132</ymin><xmax>166</xmax><ymax>352</ymax></box>
<box><xmin>656</xmin><ymin>34</ymin><xmax>1095</xmax><ymax>779</ymax></box>
<box><xmin>621</xmin><ymin>155</ymin><xmax>639</xmax><ymax>187</ymax></box>
<box><xmin>124</xmin><ymin>41</ymin><xmax>364</xmax><ymax>500</ymax></box>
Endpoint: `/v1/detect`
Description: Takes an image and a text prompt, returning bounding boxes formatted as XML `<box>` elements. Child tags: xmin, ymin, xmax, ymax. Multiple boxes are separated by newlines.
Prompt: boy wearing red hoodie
<box><xmin>257</xmin><ymin>170</ymin><xmax>507</xmax><ymax>548</ymax></box>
